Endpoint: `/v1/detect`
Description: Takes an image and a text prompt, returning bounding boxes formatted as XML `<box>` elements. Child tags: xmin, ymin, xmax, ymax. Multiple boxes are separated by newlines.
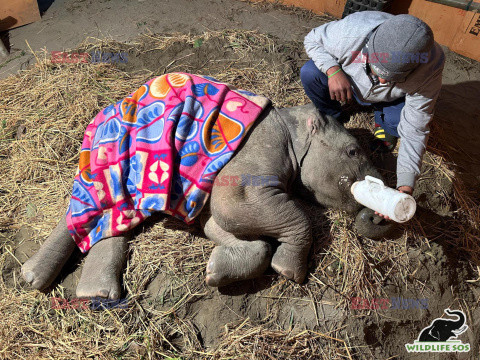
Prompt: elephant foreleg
<box><xmin>267</xmin><ymin>197</ymin><xmax>312</xmax><ymax>284</ymax></box>
<box><xmin>203</xmin><ymin>215</ymin><xmax>272</xmax><ymax>287</ymax></box>
<box><xmin>212</xmin><ymin>189</ymin><xmax>312</xmax><ymax>284</ymax></box>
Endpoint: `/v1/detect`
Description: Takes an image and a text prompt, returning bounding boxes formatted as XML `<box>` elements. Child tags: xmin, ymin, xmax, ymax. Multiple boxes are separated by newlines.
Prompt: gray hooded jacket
<box><xmin>304</xmin><ymin>11</ymin><xmax>445</xmax><ymax>188</ymax></box>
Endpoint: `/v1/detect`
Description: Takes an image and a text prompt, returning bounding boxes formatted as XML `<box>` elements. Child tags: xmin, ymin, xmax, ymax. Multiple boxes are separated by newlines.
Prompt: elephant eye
<box><xmin>346</xmin><ymin>145</ymin><xmax>360</xmax><ymax>158</ymax></box>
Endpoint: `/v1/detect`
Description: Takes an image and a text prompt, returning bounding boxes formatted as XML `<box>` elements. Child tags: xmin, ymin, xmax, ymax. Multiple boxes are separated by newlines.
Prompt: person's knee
<box><xmin>383</xmin><ymin>108</ymin><xmax>403</xmax><ymax>137</ymax></box>
<box><xmin>384</xmin><ymin>120</ymin><xmax>400</xmax><ymax>137</ymax></box>
<box><xmin>300</xmin><ymin>63</ymin><xmax>313</xmax><ymax>87</ymax></box>
<box><xmin>375</xmin><ymin>111</ymin><xmax>400</xmax><ymax>137</ymax></box>
<box><xmin>300</xmin><ymin>60</ymin><xmax>321</xmax><ymax>88</ymax></box>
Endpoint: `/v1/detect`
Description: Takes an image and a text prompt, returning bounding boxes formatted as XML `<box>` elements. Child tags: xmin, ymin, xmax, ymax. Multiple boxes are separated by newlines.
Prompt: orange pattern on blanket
<box><xmin>202</xmin><ymin>110</ymin><xmax>243</xmax><ymax>155</ymax></box>
<box><xmin>150</xmin><ymin>73</ymin><xmax>189</xmax><ymax>99</ymax></box>
<box><xmin>78</xmin><ymin>150</ymin><xmax>92</xmax><ymax>185</ymax></box>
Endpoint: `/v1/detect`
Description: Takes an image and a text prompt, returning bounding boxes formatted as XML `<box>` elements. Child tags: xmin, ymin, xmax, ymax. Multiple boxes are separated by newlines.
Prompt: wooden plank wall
<box><xmin>271</xmin><ymin>0</ymin><xmax>480</xmax><ymax>62</ymax></box>
<box><xmin>404</xmin><ymin>0</ymin><xmax>480</xmax><ymax>62</ymax></box>
<box><xmin>0</xmin><ymin>0</ymin><xmax>40</xmax><ymax>31</ymax></box>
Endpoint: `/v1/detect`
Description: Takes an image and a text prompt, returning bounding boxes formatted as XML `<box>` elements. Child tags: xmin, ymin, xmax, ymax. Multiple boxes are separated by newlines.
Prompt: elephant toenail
<box><xmin>282</xmin><ymin>269</ymin><xmax>294</xmax><ymax>279</ymax></box>
<box><xmin>23</xmin><ymin>271</ymin><xmax>34</xmax><ymax>283</ymax></box>
<box><xmin>98</xmin><ymin>289</ymin><xmax>109</xmax><ymax>298</ymax></box>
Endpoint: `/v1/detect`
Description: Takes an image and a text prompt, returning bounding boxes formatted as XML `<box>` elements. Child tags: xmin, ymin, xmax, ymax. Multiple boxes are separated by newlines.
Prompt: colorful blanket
<box><xmin>65</xmin><ymin>73</ymin><xmax>270</xmax><ymax>253</ymax></box>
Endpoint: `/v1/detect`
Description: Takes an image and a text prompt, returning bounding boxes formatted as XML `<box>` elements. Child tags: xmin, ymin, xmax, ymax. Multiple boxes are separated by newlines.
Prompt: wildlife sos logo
<box><xmin>405</xmin><ymin>309</ymin><xmax>470</xmax><ymax>353</ymax></box>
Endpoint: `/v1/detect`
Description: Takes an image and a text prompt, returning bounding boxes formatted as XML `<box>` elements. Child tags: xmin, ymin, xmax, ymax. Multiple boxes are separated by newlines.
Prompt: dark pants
<box><xmin>300</xmin><ymin>59</ymin><xmax>404</xmax><ymax>137</ymax></box>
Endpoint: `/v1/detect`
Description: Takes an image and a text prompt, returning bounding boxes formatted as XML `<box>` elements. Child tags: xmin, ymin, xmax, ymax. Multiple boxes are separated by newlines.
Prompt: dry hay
<box><xmin>211</xmin><ymin>318</ymin><xmax>353</xmax><ymax>359</ymax></box>
<box><xmin>240</xmin><ymin>0</ymin><xmax>337</xmax><ymax>23</ymax></box>
<box><xmin>0</xmin><ymin>29</ymin><xmax>479</xmax><ymax>359</ymax></box>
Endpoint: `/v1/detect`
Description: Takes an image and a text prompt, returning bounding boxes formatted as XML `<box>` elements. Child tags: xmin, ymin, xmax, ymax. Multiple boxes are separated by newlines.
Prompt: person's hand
<box><xmin>327</xmin><ymin>66</ymin><xmax>352</xmax><ymax>103</ymax></box>
<box><xmin>374</xmin><ymin>211</ymin><xmax>391</xmax><ymax>221</ymax></box>
<box><xmin>375</xmin><ymin>186</ymin><xmax>414</xmax><ymax>220</ymax></box>
<box><xmin>397</xmin><ymin>186</ymin><xmax>413</xmax><ymax>195</ymax></box>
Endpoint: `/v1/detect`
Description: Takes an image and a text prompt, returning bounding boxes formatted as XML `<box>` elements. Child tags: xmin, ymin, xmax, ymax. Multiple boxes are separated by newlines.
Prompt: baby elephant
<box><xmin>22</xmin><ymin>76</ymin><xmax>391</xmax><ymax>299</ymax></box>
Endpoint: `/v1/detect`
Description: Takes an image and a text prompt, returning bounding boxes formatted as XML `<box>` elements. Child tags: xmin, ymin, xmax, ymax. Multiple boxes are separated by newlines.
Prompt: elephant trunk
<box><xmin>445</xmin><ymin>309</ymin><xmax>466</xmax><ymax>327</ymax></box>
<box><xmin>354</xmin><ymin>207</ymin><xmax>396</xmax><ymax>240</ymax></box>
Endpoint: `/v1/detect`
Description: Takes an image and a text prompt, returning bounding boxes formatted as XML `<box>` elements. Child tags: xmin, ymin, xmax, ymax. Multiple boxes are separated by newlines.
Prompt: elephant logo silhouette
<box><xmin>417</xmin><ymin>308</ymin><xmax>468</xmax><ymax>342</ymax></box>
<box><xmin>405</xmin><ymin>308</ymin><xmax>471</xmax><ymax>353</ymax></box>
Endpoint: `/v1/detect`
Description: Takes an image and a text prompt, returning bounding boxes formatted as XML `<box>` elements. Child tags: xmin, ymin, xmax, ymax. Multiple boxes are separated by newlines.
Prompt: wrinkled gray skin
<box><xmin>21</xmin><ymin>104</ymin><xmax>392</xmax><ymax>298</ymax></box>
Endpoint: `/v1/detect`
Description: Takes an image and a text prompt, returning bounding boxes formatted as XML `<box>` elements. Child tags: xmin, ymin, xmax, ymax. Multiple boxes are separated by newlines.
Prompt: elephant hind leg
<box><xmin>203</xmin><ymin>215</ymin><xmax>272</xmax><ymax>287</ymax></box>
<box><xmin>76</xmin><ymin>233</ymin><xmax>131</xmax><ymax>300</ymax></box>
<box><xmin>21</xmin><ymin>215</ymin><xmax>77</xmax><ymax>290</ymax></box>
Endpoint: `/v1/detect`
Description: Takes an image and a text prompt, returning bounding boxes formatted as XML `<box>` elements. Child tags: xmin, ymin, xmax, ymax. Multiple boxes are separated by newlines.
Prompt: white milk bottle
<box><xmin>350</xmin><ymin>176</ymin><xmax>416</xmax><ymax>223</ymax></box>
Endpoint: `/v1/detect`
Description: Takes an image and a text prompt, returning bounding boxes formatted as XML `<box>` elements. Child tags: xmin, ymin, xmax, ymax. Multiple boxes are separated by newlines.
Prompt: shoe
<box><xmin>371</xmin><ymin>123</ymin><xmax>398</xmax><ymax>152</ymax></box>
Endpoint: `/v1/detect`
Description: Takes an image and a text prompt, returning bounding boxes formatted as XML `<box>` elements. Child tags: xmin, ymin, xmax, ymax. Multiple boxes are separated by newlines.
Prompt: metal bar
<box><xmin>0</xmin><ymin>40</ymin><xmax>8</xmax><ymax>60</ymax></box>
<box><xmin>426</xmin><ymin>0</ymin><xmax>480</xmax><ymax>11</ymax></box>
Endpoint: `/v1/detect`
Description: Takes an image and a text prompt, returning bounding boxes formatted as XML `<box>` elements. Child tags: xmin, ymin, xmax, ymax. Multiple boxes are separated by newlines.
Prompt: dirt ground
<box><xmin>1</xmin><ymin>0</ymin><xmax>327</xmax><ymax>79</ymax></box>
<box><xmin>1</xmin><ymin>0</ymin><xmax>480</xmax><ymax>359</ymax></box>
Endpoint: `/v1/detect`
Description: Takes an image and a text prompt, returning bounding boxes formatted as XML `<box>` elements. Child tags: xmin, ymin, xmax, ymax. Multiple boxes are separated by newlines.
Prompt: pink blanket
<box><xmin>66</xmin><ymin>73</ymin><xmax>270</xmax><ymax>252</ymax></box>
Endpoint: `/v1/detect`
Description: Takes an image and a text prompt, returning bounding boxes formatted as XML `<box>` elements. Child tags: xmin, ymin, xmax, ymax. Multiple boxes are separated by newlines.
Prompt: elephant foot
<box><xmin>21</xmin><ymin>216</ymin><xmax>76</xmax><ymax>290</ymax></box>
<box><xmin>205</xmin><ymin>241</ymin><xmax>271</xmax><ymax>287</ymax></box>
<box><xmin>76</xmin><ymin>235</ymin><xmax>129</xmax><ymax>300</ymax></box>
<box><xmin>271</xmin><ymin>243</ymin><xmax>309</xmax><ymax>284</ymax></box>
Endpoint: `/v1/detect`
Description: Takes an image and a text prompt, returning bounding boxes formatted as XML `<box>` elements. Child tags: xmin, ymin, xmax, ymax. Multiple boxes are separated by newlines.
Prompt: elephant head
<box><xmin>287</xmin><ymin>105</ymin><xmax>395</xmax><ymax>239</ymax></box>
<box><xmin>418</xmin><ymin>309</ymin><xmax>468</xmax><ymax>342</ymax></box>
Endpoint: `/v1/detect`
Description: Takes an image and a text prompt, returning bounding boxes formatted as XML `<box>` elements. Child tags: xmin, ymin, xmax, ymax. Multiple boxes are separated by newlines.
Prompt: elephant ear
<box><xmin>306</xmin><ymin>111</ymin><xmax>328</xmax><ymax>135</ymax></box>
<box><xmin>431</xmin><ymin>328</ymin><xmax>442</xmax><ymax>341</ymax></box>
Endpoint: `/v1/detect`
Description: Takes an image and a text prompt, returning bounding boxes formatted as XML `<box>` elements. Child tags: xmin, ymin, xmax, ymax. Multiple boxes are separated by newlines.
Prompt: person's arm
<box><xmin>304</xmin><ymin>11</ymin><xmax>392</xmax><ymax>72</ymax></box>
<box><xmin>396</xmin><ymin>55</ymin><xmax>444</xmax><ymax>191</ymax></box>
<box><xmin>376</xmin><ymin>45</ymin><xmax>445</xmax><ymax>219</ymax></box>
<box><xmin>304</xmin><ymin>24</ymin><xmax>341</xmax><ymax>74</ymax></box>
<box><xmin>305</xmin><ymin>24</ymin><xmax>353</xmax><ymax>103</ymax></box>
